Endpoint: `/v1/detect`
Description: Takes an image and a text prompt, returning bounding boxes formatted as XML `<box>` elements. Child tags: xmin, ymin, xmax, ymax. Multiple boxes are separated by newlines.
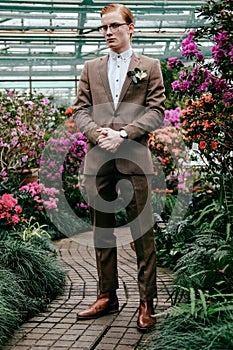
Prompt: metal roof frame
<box><xmin>0</xmin><ymin>0</ymin><xmax>209</xmax><ymax>100</ymax></box>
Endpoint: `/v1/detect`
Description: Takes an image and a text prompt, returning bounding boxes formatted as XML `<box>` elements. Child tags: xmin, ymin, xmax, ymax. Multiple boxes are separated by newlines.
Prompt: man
<box><xmin>73</xmin><ymin>3</ymin><xmax>165</xmax><ymax>332</ymax></box>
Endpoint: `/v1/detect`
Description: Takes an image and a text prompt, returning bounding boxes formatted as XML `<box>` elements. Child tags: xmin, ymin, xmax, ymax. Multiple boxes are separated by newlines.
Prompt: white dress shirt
<box><xmin>108</xmin><ymin>48</ymin><xmax>133</xmax><ymax>108</ymax></box>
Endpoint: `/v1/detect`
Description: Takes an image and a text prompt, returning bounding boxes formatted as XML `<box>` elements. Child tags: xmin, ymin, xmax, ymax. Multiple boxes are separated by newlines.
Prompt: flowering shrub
<box><xmin>0</xmin><ymin>90</ymin><xmax>66</xmax><ymax>183</ymax></box>
<box><xmin>1</xmin><ymin>96</ymin><xmax>89</xmax><ymax>232</ymax></box>
<box><xmin>168</xmin><ymin>0</ymin><xmax>232</xmax><ymax>175</ymax></box>
<box><xmin>19</xmin><ymin>182</ymin><xmax>60</xmax><ymax>211</ymax></box>
<box><xmin>181</xmin><ymin>93</ymin><xmax>225</xmax><ymax>169</ymax></box>
<box><xmin>148</xmin><ymin>107</ymin><xmax>191</xmax><ymax>193</ymax></box>
<box><xmin>0</xmin><ymin>193</ymin><xmax>22</xmax><ymax>227</ymax></box>
<box><xmin>39</xmin><ymin>125</ymin><xmax>88</xmax><ymax>219</ymax></box>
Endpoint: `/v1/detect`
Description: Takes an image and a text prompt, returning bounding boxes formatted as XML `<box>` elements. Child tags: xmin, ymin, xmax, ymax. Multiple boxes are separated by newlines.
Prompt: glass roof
<box><xmin>0</xmin><ymin>0</ymin><xmax>210</xmax><ymax>104</ymax></box>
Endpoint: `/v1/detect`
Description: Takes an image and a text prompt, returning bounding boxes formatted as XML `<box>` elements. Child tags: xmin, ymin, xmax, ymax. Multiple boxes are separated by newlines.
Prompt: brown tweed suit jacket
<box><xmin>73</xmin><ymin>52</ymin><xmax>166</xmax><ymax>175</ymax></box>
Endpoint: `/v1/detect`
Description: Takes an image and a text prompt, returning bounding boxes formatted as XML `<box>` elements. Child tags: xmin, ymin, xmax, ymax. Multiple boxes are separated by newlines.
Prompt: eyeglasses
<box><xmin>98</xmin><ymin>22</ymin><xmax>129</xmax><ymax>33</ymax></box>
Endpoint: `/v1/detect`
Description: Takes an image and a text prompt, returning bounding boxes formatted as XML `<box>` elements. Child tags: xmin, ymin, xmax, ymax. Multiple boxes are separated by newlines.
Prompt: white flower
<box><xmin>127</xmin><ymin>68</ymin><xmax>147</xmax><ymax>83</ymax></box>
<box><xmin>135</xmin><ymin>70</ymin><xmax>147</xmax><ymax>80</ymax></box>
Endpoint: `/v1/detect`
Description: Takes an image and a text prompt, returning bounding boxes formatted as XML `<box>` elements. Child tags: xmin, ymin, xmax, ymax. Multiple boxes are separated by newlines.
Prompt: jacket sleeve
<box><xmin>72</xmin><ymin>62</ymin><xmax>100</xmax><ymax>144</ymax></box>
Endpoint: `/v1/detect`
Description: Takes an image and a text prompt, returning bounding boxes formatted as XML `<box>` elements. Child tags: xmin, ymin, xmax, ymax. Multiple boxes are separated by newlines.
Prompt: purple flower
<box><xmin>223</xmin><ymin>90</ymin><xmax>233</xmax><ymax>106</ymax></box>
<box><xmin>212</xmin><ymin>77</ymin><xmax>227</xmax><ymax>91</ymax></box>
<box><xmin>157</xmin><ymin>156</ymin><xmax>163</xmax><ymax>162</ymax></box>
<box><xmin>171</xmin><ymin>80</ymin><xmax>181</xmax><ymax>91</ymax></box>
<box><xmin>195</xmin><ymin>52</ymin><xmax>204</xmax><ymax>62</ymax></box>
<box><xmin>212</xmin><ymin>46</ymin><xmax>227</xmax><ymax>63</ymax></box>
<box><xmin>7</xmin><ymin>91</ymin><xmax>15</xmax><ymax>97</ymax></box>
<box><xmin>22</xmin><ymin>156</ymin><xmax>28</xmax><ymax>163</ymax></box>
<box><xmin>164</xmin><ymin>107</ymin><xmax>181</xmax><ymax>127</ymax></box>
<box><xmin>29</xmin><ymin>151</ymin><xmax>36</xmax><ymax>156</ymax></box>
<box><xmin>168</xmin><ymin>57</ymin><xmax>184</xmax><ymax>70</ymax></box>
<box><xmin>11</xmin><ymin>138</ymin><xmax>18</xmax><ymax>147</ymax></box>
<box><xmin>198</xmin><ymin>82</ymin><xmax>209</xmax><ymax>92</ymax></box>
<box><xmin>40</xmin><ymin>98</ymin><xmax>50</xmax><ymax>105</ymax></box>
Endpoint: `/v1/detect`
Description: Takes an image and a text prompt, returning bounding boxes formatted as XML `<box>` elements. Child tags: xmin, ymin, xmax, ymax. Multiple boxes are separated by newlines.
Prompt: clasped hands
<box><xmin>97</xmin><ymin>127</ymin><xmax>124</xmax><ymax>153</ymax></box>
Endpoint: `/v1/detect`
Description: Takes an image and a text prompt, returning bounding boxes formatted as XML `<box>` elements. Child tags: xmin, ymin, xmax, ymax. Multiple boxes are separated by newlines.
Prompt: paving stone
<box><xmin>21</xmin><ymin>333</ymin><xmax>42</xmax><ymax>341</ymax></box>
<box><xmin>40</xmin><ymin>333</ymin><xmax>62</xmax><ymax>340</ymax></box>
<box><xmin>58</xmin><ymin>334</ymin><xmax>79</xmax><ymax>341</ymax></box>
<box><xmin>95</xmin><ymin>344</ymin><xmax>116</xmax><ymax>350</ymax></box>
<box><xmin>51</xmin><ymin>339</ymin><xmax>75</xmax><ymax>347</ymax></box>
<box><xmin>34</xmin><ymin>339</ymin><xmax>56</xmax><ymax>347</ymax></box>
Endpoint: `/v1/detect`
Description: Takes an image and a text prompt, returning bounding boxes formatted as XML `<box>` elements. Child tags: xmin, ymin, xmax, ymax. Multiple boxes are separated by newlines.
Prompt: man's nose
<box><xmin>106</xmin><ymin>26</ymin><xmax>112</xmax><ymax>34</ymax></box>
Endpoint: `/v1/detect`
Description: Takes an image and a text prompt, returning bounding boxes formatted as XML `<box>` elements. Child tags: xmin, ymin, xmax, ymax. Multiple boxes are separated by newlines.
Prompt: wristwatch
<box><xmin>120</xmin><ymin>129</ymin><xmax>128</xmax><ymax>139</ymax></box>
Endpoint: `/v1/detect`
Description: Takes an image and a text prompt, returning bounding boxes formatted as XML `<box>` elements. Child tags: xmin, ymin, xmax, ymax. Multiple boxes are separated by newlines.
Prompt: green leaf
<box><xmin>190</xmin><ymin>287</ymin><xmax>196</xmax><ymax>316</ymax></box>
<box><xmin>198</xmin><ymin>289</ymin><xmax>207</xmax><ymax>317</ymax></box>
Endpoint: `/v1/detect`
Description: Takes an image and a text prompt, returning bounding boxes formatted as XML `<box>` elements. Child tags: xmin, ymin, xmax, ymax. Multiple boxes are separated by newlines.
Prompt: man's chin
<box><xmin>108</xmin><ymin>43</ymin><xmax>119</xmax><ymax>52</ymax></box>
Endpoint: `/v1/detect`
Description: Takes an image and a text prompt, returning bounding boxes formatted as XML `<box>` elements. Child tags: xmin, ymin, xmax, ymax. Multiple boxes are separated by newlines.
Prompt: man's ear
<box><xmin>128</xmin><ymin>22</ymin><xmax>134</xmax><ymax>34</ymax></box>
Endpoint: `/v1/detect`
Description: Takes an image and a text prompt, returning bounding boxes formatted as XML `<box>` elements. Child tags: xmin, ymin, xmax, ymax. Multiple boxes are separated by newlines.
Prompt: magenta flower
<box><xmin>22</xmin><ymin>156</ymin><xmax>28</xmax><ymax>163</ymax></box>
<box><xmin>40</xmin><ymin>98</ymin><xmax>50</xmax><ymax>105</ymax></box>
<box><xmin>168</xmin><ymin>57</ymin><xmax>184</xmax><ymax>70</ymax></box>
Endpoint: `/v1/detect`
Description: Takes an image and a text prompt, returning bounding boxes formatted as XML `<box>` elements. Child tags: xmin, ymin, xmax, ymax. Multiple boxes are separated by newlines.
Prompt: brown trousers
<box><xmin>84</xmin><ymin>162</ymin><xmax>157</xmax><ymax>301</ymax></box>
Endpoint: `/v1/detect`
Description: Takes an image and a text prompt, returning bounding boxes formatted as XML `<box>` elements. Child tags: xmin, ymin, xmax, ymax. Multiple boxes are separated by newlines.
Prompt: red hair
<box><xmin>100</xmin><ymin>3</ymin><xmax>134</xmax><ymax>24</ymax></box>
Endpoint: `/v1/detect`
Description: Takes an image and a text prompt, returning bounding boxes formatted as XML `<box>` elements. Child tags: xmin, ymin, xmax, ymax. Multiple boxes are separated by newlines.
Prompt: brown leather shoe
<box><xmin>137</xmin><ymin>299</ymin><xmax>156</xmax><ymax>332</ymax></box>
<box><xmin>77</xmin><ymin>292</ymin><xmax>119</xmax><ymax>320</ymax></box>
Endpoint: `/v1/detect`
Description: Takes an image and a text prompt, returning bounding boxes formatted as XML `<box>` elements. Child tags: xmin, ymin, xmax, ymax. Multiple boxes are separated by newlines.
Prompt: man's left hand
<box><xmin>97</xmin><ymin>128</ymin><xmax>124</xmax><ymax>153</ymax></box>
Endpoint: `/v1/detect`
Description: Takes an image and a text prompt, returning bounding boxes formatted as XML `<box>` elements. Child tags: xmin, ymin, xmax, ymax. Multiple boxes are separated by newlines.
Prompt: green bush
<box><xmin>0</xmin><ymin>235</ymin><xmax>66</xmax><ymax>346</ymax></box>
<box><xmin>0</xmin><ymin>237</ymin><xmax>66</xmax><ymax>303</ymax></box>
<box><xmin>0</xmin><ymin>268</ymin><xmax>24</xmax><ymax>345</ymax></box>
<box><xmin>140</xmin><ymin>307</ymin><xmax>233</xmax><ymax>350</ymax></box>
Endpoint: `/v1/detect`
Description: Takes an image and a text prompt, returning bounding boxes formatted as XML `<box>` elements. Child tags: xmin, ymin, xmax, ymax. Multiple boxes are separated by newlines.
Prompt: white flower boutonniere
<box><xmin>127</xmin><ymin>67</ymin><xmax>147</xmax><ymax>84</ymax></box>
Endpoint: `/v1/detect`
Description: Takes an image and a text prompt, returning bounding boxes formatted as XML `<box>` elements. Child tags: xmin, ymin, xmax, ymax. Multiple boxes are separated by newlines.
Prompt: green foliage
<box><xmin>0</xmin><ymin>268</ymin><xmax>24</xmax><ymax>345</ymax></box>
<box><xmin>171</xmin><ymin>230</ymin><xmax>233</xmax><ymax>302</ymax></box>
<box><xmin>18</xmin><ymin>217</ymin><xmax>50</xmax><ymax>242</ymax></box>
<box><xmin>0</xmin><ymin>237</ymin><xmax>66</xmax><ymax>302</ymax></box>
<box><xmin>140</xmin><ymin>290</ymin><xmax>233</xmax><ymax>350</ymax></box>
<box><xmin>0</xmin><ymin>234</ymin><xmax>66</xmax><ymax>346</ymax></box>
<box><xmin>143</xmin><ymin>1</ymin><xmax>232</xmax><ymax>349</ymax></box>
<box><xmin>153</xmin><ymin>191</ymin><xmax>198</xmax><ymax>268</ymax></box>
<box><xmin>140</xmin><ymin>304</ymin><xmax>233</xmax><ymax>350</ymax></box>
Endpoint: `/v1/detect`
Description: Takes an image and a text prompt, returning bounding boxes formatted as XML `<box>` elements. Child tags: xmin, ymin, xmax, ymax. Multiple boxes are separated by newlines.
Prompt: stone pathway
<box><xmin>1</xmin><ymin>228</ymin><xmax>173</xmax><ymax>350</ymax></box>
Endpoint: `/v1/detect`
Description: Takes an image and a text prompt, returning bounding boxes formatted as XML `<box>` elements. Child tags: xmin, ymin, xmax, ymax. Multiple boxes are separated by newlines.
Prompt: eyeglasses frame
<box><xmin>98</xmin><ymin>22</ymin><xmax>130</xmax><ymax>33</ymax></box>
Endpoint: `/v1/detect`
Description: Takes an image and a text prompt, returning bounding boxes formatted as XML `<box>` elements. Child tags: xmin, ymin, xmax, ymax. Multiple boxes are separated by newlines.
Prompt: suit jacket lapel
<box><xmin>99</xmin><ymin>55</ymin><xmax>115</xmax><ymax>110</ymax></box>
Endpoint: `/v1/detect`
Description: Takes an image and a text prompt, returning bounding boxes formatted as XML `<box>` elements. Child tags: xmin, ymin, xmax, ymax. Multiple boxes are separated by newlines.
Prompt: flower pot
<box><xmin>20</xmin><ymin>168</ymin><xmax>39</xmax><ymax>186</ymax></box>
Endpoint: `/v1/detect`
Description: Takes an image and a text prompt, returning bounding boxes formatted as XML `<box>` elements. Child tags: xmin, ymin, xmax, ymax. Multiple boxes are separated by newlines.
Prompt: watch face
<box><xmin>120</xmin><ymin>130</ymin><xmax>128</xmax><ymax>138</ymax></box>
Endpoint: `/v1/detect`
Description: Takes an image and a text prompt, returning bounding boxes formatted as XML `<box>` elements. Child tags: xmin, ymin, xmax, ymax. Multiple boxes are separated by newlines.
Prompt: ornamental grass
<box><xmin>0</xmin><ymin>235</ymin><xmax>66</xmax><ymax>346</ymax></box>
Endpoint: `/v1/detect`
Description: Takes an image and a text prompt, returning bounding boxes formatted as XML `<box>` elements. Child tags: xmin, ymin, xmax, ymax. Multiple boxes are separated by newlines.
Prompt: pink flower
<box><xmin>11</xmin><ymin>214</ymin><xmax>19</xmax><ymax>224</ymax></box>
<box><xmin>40</xmin><ymin>98</ymin><xmax>50</xmax><ymax>105</ymax></box>
<box><xmin>1</xmin><ymin>193</ymin><xmax>17</xmax><ymax>210</ymax></box>
<box><xmin>15</xmin><ymin>205</ymin><xmax>22</xmax><ymax>214</ymax></box>
<box><xmin>0</xmin><ymin>193</ymin><xmax>22</xmax><ymax>225</ymax></box>
<box><xmin>22</xmin><ymin>156</ymin><xmax>28</xmax><ymax>163</ymax></box>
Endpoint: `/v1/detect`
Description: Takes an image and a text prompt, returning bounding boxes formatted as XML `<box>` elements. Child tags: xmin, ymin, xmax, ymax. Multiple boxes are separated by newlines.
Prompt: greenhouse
<box><xmin>1</xmin><ymin>0</ymin><xmax>210</xmax><ymax>104</ymax></box>
<box><xmin>0</xmin><ymin>0</ymin><xmax>232</xmax><ymax>349</ymax></box>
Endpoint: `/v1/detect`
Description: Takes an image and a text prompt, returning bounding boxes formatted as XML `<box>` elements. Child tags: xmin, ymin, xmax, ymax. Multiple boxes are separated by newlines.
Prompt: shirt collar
<box><xmin>109</xmin><ymin>47</ymin><xmax>133</xmax><ymax>61</ymax></box>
